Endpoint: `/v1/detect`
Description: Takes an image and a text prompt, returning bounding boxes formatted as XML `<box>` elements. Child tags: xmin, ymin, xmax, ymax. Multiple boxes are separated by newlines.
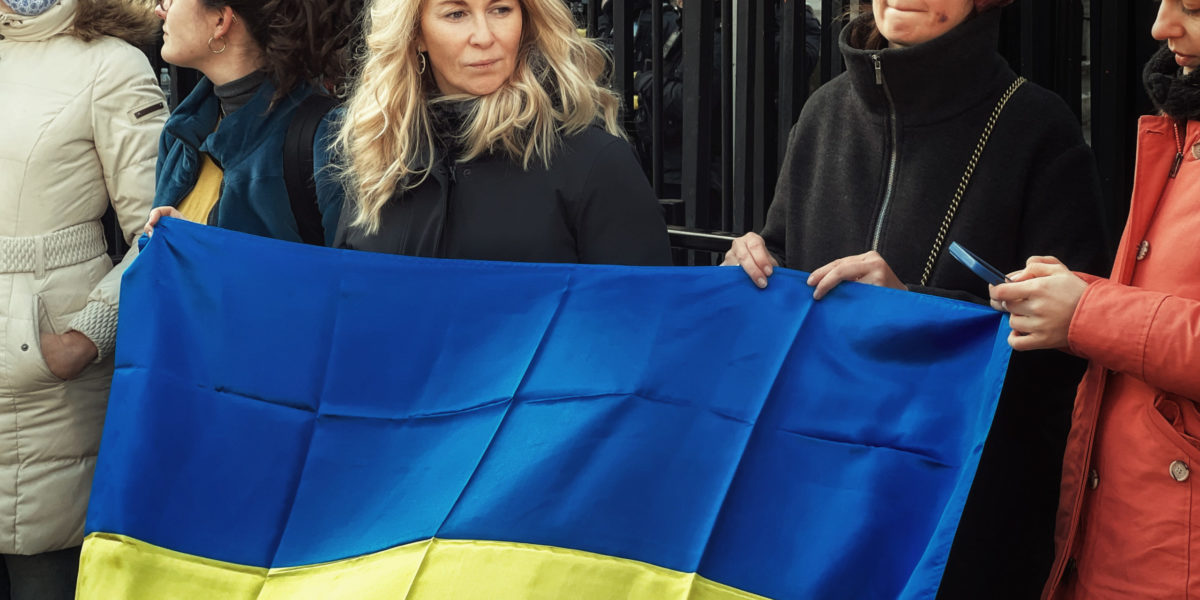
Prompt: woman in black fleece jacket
<box><xmin>723</xmin><ymin>1</ymin><xmax>1111</xmax><ymax>598</ymax></box>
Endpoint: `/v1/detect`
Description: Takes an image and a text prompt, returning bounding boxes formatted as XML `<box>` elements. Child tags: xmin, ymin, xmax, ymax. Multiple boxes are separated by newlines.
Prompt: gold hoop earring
<box><xmin>417</xmin><ymin>52</ymin><xmax>427</xmax><ymax>75</ymax></box>
<box><xmin>208</xmin><ymin>36</ymin><xmax>227</xmax><ymax>54</ymax></box>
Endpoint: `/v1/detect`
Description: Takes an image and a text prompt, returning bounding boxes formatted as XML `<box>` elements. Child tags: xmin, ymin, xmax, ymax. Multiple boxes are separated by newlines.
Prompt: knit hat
<box><xmin>975</xmin><ymin>0</ymin><xmax>1014</xmax><ymax>11</ymax></box>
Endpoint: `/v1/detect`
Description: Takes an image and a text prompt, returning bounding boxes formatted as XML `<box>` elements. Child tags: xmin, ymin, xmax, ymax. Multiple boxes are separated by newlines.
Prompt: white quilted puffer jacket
<box><xmin>0</xmin><ymin>0</ymin><xmax>163</xmax><ymax>554</ymax></box>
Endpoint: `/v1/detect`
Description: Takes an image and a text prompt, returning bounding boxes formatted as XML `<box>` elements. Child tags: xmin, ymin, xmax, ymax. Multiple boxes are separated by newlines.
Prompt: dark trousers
<box><xmin>936</xmin><ymin>350</ymin><xmax>1084</xmax><ymax>599</ymax></box>
<box><xmin>0</xmin><ymin>547</ymin><xmax>80</xmax><ymax>600</ymax></box>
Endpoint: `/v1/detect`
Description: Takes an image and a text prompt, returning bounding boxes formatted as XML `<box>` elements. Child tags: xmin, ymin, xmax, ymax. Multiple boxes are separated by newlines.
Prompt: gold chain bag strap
<box><xmin>918</xmin><ymin>76</ymin><xmax>1027</xmax><ymax>287</ymax></box>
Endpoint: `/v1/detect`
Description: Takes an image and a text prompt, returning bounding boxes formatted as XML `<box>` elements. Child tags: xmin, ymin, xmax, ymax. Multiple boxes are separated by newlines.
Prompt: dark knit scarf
<box><xmin>1144</xmin><ymin>43</ymin><xmax>1200</xmax><ymax>122</ymax></box>
<box><xmin>425</xmin><ymin>97</ymin><xmax>477</xmax><ymax>165</ymax></box>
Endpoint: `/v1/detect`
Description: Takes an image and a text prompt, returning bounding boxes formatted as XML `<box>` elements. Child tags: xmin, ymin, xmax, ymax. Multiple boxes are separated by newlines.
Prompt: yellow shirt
<box><xmin>175</xmin><ymin>153</ymin><xmax>223</xmax><ymax>224</ymax></box>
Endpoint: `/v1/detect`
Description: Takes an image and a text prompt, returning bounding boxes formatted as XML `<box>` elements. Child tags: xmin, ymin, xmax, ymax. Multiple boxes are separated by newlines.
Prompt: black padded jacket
<box><xmin>335</xmin><ymin>124</ymin><xmax>671</xmax><ymax>267</ymax></box>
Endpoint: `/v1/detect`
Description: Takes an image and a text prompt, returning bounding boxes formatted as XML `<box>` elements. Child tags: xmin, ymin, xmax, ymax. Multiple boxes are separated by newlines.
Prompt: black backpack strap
<box><xmin>283</xmin><ymin>93</ymin><xmax>339</xmax><ymax>245</ymax></box>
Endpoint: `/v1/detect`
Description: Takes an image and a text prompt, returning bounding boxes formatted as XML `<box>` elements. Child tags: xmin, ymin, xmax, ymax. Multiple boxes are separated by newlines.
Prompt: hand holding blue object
<box><xmin>949</xmin><ymin>241</ymin><xmax>1011</xmax><ymax>285</ymax></box>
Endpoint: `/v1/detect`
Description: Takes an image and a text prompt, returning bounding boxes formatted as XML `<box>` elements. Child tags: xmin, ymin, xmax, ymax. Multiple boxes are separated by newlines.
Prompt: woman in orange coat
<box><xmin>990</xmin><ymin>1</ymin><xmax>1200</xmax><ymax>597</ymax></box>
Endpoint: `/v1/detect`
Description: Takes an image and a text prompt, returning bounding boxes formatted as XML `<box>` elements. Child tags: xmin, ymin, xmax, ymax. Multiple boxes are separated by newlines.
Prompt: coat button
<box><xmin>1170</xmin><ymin>460</ymin><xmax>1190</xmax><ymax>482</ymax></box>
<box><xmin>1088</xmin><ymin>469</ymin><xmax>1099</xmax><ymax>490</ymax></box>
<box><xmin>19</xmin><ymin>344</ymin><xmax>28</xmax><ymax>352</ymax></box>
<box><xmin>1136</xmin><ymin>240</ymin><xmax>1150</xmax><ymax>261</ymax></box>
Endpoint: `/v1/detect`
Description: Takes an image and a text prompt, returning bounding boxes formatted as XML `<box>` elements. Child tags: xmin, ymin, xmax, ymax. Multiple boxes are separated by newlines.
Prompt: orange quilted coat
<box><xmin>1044</xmin><ymin>115</ymin><xmax>1200</xmax><ymax>599</ymax></box>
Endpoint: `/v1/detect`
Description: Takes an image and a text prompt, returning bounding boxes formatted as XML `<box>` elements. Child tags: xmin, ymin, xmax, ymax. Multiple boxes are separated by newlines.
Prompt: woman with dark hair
<box><xmin>722</xmin><ymin>0</ymin><xmax>1110</xmax><ymax>597</ymax></box>
<box><xmin>144</xmin><ymin>0</ymin><xmax>359</xmax><ymax>245</ymax></box>
<box><xmin>0</xmin><ymin>0</ymin><xmax>163</xmax><ymax>596</ymax></box>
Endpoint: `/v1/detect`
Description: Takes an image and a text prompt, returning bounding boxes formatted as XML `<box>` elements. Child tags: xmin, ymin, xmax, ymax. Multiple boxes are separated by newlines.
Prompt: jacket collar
<box><xmin>165</xmin><ymin>77</ymin><xmax>307</xmax><ymax>167</ymax></box>
<box><xmin>840</xmin><ymin>9</ymin><xmax>1013</xmax><ymax>125</ymax></box>
<box><xmin>0</xmin><ymin>0</ymin><xmax>76</xmax><ymax>42</ymax></box>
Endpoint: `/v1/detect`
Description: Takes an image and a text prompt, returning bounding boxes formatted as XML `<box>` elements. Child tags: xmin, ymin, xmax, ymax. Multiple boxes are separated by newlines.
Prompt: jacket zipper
<box><xmin>870</xmin><ymin>53</ymin><xmax>900</xmax><ymax>252</ymax></box>
<box><xmin>1170</xmin><ymin>120</ymin><xmax>1185</xmax><ymax>179</ymax></box>
<box><xmin>435</xmin><ymin>161</ymin><xmax>456</xmax><ymax>258</ymax></box>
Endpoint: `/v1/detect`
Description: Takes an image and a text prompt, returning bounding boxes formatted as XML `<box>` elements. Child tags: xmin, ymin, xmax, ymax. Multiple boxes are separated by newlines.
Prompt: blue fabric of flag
<box><xmin>87</xmin><ymin>219</ymin><xmax>1011</xmax><ymax>599</ymax></box>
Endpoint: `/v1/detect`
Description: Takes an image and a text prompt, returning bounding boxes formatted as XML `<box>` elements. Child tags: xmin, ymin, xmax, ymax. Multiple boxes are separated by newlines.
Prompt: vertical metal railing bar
<box><xmin>731</xmin><ymin>0</ymin><xmax>756</xmax><ymax>234</ymax></box>
<box><xmin>1059</xmin><ymin>0</ymin><xmax>1084</xmax><ymax>121</ymax></box>
<box><xmin>720</xmin><ymin>0</ymin><xmax>733</xmax><ymax>232</ymax></box>
<box><xmin>777</xmin><ymin>0</ymin><xmax>795</xmax><ymax>174</ymax></box>
<box><xmin>587</xmin><ymin>0</ymin><xmax>598</xmax><ymax>38</ymax></box>
<box><xmin>751</xmin><ymin>1</ymin><xmax>779</xmax><ymax>232</ymax></box>
<box><xmin>651</xmin><ymin>0</ymin><xmax>665</xmax><ymax>198</ymax></box>
<box><xmin>1090</xmin><ymin>0</ymin><xmax>1156</xmax><ymax>249</ymax></box>
<box><xmin>1019</xmin><ymin>0</ymin><xmax>1035</xmax><ymax>81</ymax></box>
<box><xmin>776</xmin><ymin>0</ymin><xmax>804</xmax><ymax>176</ymax></box>
<box><xmin>820</xmin><ymin>0</ymin><xmax>846</xmax><ymax>83</ymax></box>
<box><xmin>680</xmin><ymin>0</ymin><xmax>715</xmax><ymax>232</ymax></box>
<box><xmin>613</xmin><ymin>0</ymin><xmax>635</xmax><ymax>128</ymax></box>
<box><xmin>1007</xmin><ymin>1</ymin><xmax>1080</xmax><ymax>120</ymax></box>
<box><xmin>1089</xmin><ymin>0</ymin><xmax>1124</xmax><ymax>248</ymax></box>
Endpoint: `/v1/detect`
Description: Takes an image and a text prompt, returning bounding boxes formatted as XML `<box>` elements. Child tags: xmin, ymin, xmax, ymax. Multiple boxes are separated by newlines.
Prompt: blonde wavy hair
<box><xmin>336</xmin><ymin>0</ymin><xmax>623</xmax><ymax>234</ymax></box>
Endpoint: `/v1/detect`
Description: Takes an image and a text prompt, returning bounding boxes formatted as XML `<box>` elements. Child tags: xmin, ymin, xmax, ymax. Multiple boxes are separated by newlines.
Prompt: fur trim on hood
<box><xmin>72</xmin><ymin>0</ymin><xmax>159</xmax><ymax>46</ymax></box>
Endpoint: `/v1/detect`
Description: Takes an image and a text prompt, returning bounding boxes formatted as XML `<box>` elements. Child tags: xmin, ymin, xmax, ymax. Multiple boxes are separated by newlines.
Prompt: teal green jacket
<box><xmin>153</xmin><ymin>78</ymin><xmax>342</xmax><ymax>245</ymax></box>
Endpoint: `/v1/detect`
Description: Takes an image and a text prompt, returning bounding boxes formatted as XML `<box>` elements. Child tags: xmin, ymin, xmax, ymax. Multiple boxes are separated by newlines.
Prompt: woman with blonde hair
<box><xmin>0</xmin><ymin>0</ymin><xmax>163</xmax><ymax>596</ymax></box>
<box><xmin>333</xmin><ymin>0</ymin><xmax>671</xmax><ymax>265</ymax></box>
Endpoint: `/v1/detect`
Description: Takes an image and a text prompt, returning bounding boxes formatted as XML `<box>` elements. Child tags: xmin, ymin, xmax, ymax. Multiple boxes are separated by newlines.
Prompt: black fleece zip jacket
<box><xmin>761</xmin><ymin>11</ymin><xmax>1113</xmax><ymax>599</ymax></box>
<box><xmin>762</xmin><ymin>9</ymin><xmax>1109</xmax><ymax>298</ymax></box>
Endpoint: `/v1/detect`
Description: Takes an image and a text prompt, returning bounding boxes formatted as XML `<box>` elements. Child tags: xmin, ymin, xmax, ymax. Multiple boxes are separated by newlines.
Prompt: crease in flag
<box><xmin>78</xmin><ymin>219</ymin><xmax>1011</xmax><ymax>599</ymax></box>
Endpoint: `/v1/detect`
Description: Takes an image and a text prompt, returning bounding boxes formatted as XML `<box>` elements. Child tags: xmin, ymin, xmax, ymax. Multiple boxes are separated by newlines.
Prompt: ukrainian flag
<box><xmin>78</xmin><ymin>219</ymin><xmax>1010</xmax><ymax>599</ymax></box>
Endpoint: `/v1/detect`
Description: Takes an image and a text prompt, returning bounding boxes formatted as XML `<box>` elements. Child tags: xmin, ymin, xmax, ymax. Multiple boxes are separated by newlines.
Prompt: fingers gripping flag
<box><xmin>79</xmin><ymin>219</ymin><xmax>1010</xmax><ymax>600</ymax></box>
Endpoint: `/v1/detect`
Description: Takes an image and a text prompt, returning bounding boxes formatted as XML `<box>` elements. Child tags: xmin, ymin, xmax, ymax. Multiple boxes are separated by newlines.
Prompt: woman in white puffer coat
<box><xmin>0</xmin><ymin>0</ymin><xmax>163</xmax><ymax>596</ymax></box>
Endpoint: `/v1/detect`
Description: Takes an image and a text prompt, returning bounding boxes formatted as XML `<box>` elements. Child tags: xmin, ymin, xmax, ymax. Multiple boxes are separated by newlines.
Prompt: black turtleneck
<box><xmin>214</xmin><ymin>70</ymin><xmax>268</xmax><ymax>117</ymax></box>
<box><xmin>760</xmin><ymin>8</ymin><xmax>1111</xmax><ymax>600</ymax></box>
<box><xmin>840</xmin><ymin>11</ymin><xmax>1012</xmax><ymax>125</ymax></box>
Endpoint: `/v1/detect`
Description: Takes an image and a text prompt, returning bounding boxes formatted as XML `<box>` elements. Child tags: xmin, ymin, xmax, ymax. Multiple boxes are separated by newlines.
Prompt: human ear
<box><xmin>213</xmin><ymin>6</ymin><xmax>237</xmax><ymax>39</ymax></box>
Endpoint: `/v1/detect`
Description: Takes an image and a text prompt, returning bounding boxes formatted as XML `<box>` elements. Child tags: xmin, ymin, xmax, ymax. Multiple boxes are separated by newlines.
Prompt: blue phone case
<box><xmin>948</xmin><ymin>242</ymin><xmax>1010</xmax><ymax>285</ymax></box>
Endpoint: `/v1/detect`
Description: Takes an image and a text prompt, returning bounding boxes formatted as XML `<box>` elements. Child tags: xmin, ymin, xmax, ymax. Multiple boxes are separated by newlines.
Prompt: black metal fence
<box><xmin>597</xmin><ymin>0</ymin><xmax>1160</xmax><ymax>262</ymax></box>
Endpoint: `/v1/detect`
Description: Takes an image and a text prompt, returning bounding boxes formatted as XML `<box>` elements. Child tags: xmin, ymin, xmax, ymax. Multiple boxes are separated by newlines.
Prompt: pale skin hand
<box><xmin>988</xmin><ymin>256</ymin><xmax>1088</xmax><ymax>351</ymax></box>
<box><xmin>806</xmin><ymin>251</ymin><xmax>904</xmax><ymax>300</ymax></box>
<box><xmin>721</xmin><ymin>232</ymin><xmax>779</xmax><ymax>289</ymax></box>
<box><xmin>144</xmin><ymin>206</ymin><xmax>184</xmax><ymax>236</ymax></box>
<box><xmin>40</xmin><ymin>330</ymin><xmax>98</xmax><ymax>380</ymax></box>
